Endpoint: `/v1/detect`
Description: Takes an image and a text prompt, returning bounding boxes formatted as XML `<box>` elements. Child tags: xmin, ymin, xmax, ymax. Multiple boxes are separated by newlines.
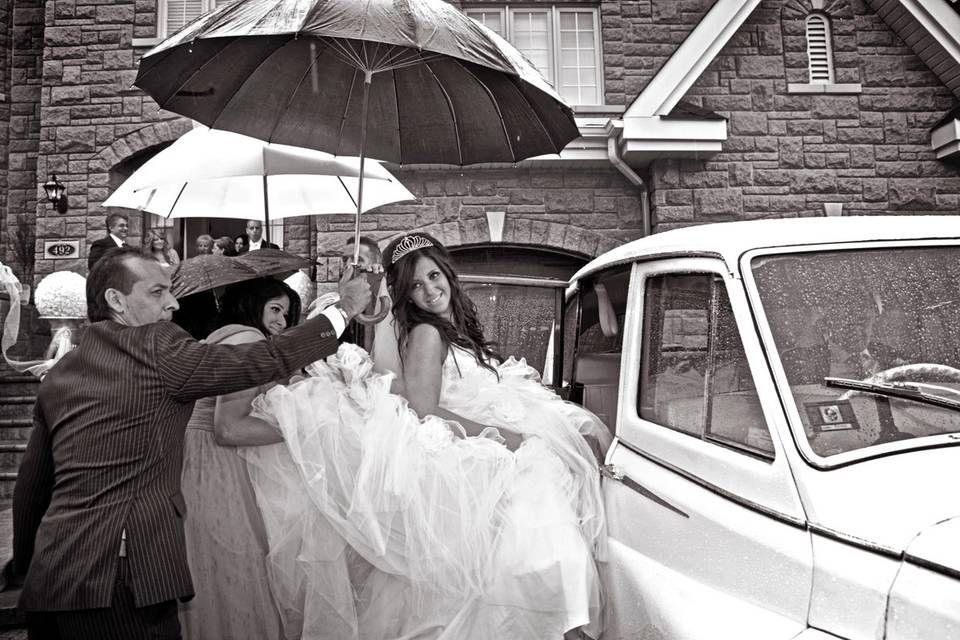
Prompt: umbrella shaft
<box><xmin>353</xmin><ymin>70</ymin><xmax>373</xmax><ymax>266</ymax></box>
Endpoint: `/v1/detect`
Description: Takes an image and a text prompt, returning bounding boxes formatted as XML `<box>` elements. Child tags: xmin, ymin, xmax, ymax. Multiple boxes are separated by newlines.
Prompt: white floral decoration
<box><xmin>283</xmin><ymin>271</ymin><xmax>315</xmax><ymax>310</ymax></box>
<box><xmin>327</xmin><ymin>343</ymin><xmax>373</xmax><ymax>384</ymax></box>
<box><xmin>35</xmin><ymin>271</ymin><xmax>87</xmax><ymax>318</ymax></box>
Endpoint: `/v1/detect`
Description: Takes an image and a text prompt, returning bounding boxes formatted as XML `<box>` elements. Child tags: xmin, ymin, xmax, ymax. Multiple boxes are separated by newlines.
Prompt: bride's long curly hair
<box><xmin>384</xmin><ymin>233</ymin><xmax>501</xmax><ymax>376</ymax></box>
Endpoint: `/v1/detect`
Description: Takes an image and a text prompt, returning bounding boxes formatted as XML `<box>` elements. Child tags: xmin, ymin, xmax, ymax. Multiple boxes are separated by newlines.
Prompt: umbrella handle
<box><xmin>356</xmin><ymin>295</ymin><xmax>390</xmax><ymax>325</ymax></box>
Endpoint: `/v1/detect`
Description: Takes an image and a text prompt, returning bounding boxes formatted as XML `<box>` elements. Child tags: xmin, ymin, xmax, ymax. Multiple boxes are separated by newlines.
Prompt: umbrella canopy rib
<box><xmin>422</xmin><ymin>61</ymin><xmax>462</xmax><ymax>165</ymax></box>
<box><xmin>264</xmin><ymin>36</ymin><xmax>329</xmax><ymax>147</ymax></box>
<box><xmin>450</xmin><ymin>58</ymin><xmax>514</xmax><ymax>163</ymax></box>
<box><xmin>336</xmin><ymin>65</ymin><xmax>363</xmax><ymax>157</ymax></box>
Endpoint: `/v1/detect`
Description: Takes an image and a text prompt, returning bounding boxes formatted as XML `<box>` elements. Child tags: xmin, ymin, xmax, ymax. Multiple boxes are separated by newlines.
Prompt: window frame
<box><xmin>637</xmin><ymin>271</ymin><xmax>775</xmax><ymax>460</ymax></box>
<box><xmin>463</xmin><ymin>5</ymin><xmax>604</xmax><ymax>107</ymax></box>
<box><xmin>157</xmin><ymin>0</ymin><xmax>222</xmax><ymax>39</ymax></box>
<box><xmin>616</xmin><ymin>257</ymin><xmax>806</xmax><ymax>520</ymax></box>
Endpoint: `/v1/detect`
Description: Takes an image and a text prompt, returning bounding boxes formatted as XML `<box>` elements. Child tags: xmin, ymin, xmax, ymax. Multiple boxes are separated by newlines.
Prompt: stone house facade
<box><xmin>0</xmin><ymin>0</ymin><xmax>958</xmax><ymax>287</ymax></box>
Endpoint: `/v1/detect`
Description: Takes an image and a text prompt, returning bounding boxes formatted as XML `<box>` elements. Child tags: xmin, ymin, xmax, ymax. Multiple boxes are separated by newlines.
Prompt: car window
<box><xmin>751</xmin><ymin>246</ymin><xmax>960</xmax><ymax>459</ymax></box>
<box><xmin>638</xmin><ymin>273</ymin><xmax>774</xmax><ymax>458</ymax></box>
<box><xmin>568</xmin><ymin>265</ymin><xmax>630</xmax><ymax>433</ymax></box>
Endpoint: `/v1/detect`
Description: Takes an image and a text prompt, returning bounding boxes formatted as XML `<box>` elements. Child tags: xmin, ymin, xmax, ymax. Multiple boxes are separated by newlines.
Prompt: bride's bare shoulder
<box><xmin>405</xmin><ymin>323</ymin><xmax>445</xmax><ymax>357</ymax></box>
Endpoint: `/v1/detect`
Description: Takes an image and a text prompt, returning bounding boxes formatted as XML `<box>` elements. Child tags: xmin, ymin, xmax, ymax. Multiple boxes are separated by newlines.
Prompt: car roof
<box><xmin>571</xmin><ymin>215</ymin><xmax>960</xmax><ymax>281</ymax></box>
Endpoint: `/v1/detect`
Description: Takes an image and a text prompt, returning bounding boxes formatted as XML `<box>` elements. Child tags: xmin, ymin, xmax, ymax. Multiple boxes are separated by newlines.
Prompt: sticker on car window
<box><xmin>803</xmin><ymin>400</ymin><xmax>859</xmax><ymax>432</ymax></box>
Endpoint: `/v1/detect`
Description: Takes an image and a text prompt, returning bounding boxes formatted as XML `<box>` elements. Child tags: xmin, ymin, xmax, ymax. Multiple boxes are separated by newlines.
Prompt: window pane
<box><xmin>703</xmin><ymin>283</ymin><xmax>772</xmax><ymax>455</ymax></box>
<box><xmin>165</xmin><ymin>0</ymin><xmax>205</xmax><ymax>34</ymax></box>
<box><xmin>557</xmin><ymin>10</ymin><xmax>600</xmax><ymax>104</ymax></box>
<box><xmin>639</xmin><ymin>274</ymin><xmax>711</xmax><ymax>437</ymax></box>
<box><xmin>466</xmin><ymin>10</ymin><xmax>504</xmax><ymax>37</ymax></box>
<box><xmin>512</xmin><ymin>10</ymin><xmax>552</xmax><ymax>80</ymax></box>
<box><xmin>639</xmin><ymin>273</ymin><xmax>773</xmax><ymax>455</ymax></box>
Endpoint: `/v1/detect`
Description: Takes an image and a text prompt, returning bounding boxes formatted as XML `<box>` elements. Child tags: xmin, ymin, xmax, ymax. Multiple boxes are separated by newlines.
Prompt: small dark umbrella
<box><xmin>171</xmin><ymin>249</ymin><xmax>313</xmax><ymax>298</ymax></box>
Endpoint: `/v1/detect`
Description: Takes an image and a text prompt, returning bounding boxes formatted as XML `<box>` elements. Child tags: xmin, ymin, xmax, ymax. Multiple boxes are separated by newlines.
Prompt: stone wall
<box><xmin>311</xmin><ymin>167</ymin><xmax>641</xmax><ymax>283</ymax></box>
<box><xmin>33</xmin><ymin>0</ymin><xmax>182</xmax><ymax>277</ymax></box>
<box><xmin>650</xmin><ymin>0</ymin><xmax>960</xmax><ymax>229</ymax></box>
<box><xmin>601</xmin><ymin>0</ymin><xmax>715</xmax><ymax>106</ymax></box>
<box><xmin>4</xmin><ymin>1</ymin><xmax>44</xmax><ymax>279</ymax></box>
<box><xmin>0</xmin><ymin>6</ymin><xmax>11</xmax><ymax>263</ymax></box>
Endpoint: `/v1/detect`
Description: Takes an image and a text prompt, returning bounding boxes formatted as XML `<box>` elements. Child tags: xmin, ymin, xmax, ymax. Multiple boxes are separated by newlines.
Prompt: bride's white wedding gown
<box><xmin>241</xmin><ymin>335</ymin><xmax>611</xmax><ymax>640</ymax></box>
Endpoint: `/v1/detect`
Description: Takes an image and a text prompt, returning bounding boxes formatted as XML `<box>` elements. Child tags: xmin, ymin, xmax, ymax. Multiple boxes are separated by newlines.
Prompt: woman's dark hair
<box><xmin>234</xmin><ymin>234</ymin><xmax>247</xmax><ymax>250</ymax></box>
<box><xmin>86</xmin><ymin>247</ymin><xmax>149</xmax><ymax>323</ymax></box>
<box><xmin>384</xmin><ymin>233</ymin><xmax>500</xmax><ymax>375</ymax></box>
<box><xmin>171</xmin><ymin>290</ymin><xmax>220</xmax><ymax>340</ymax></box>
<box><xmin>216</xmin><ymin>278</ymin><xmax>301</xmax><ymax>336</ymax></box>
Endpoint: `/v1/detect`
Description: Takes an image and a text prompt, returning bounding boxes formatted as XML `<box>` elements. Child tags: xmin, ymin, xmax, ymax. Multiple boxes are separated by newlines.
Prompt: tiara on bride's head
<box><xmin>391</xmin><ymin>235</ymin><xmax>433</xmax><ymax>263</ymax></box>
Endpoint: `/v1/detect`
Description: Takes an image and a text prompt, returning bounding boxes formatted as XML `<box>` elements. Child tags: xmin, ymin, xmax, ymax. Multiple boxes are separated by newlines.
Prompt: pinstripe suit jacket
<box><xmin>13</xmin><ymin>316</ymin><xmax>339</xmax><ymax>611</ymax></box>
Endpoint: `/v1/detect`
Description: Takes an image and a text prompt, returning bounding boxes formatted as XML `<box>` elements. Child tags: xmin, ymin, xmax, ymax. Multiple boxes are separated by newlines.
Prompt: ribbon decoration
<box><xmin>0</xmin><ymin>261</ymin><xmax>76</xmax><ymax>379</ymax></box>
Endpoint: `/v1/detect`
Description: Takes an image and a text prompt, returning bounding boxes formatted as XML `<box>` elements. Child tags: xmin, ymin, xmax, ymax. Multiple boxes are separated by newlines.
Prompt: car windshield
<box><xmin>751</xmin><ymin>245</ymin><xmax>960</xmax><ymax>458</ymax></box>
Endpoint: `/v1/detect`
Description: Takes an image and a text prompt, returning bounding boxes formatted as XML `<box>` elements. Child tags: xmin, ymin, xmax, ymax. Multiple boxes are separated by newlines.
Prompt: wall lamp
<box><xmin>43</xmin><ymin>174</ymin><xmax>68</xmax><ymax>213</ymax></box>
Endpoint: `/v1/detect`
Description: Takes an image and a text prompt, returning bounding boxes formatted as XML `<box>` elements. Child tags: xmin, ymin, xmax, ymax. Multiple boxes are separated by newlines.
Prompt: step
<box><xmin>0</xmin><ymin>376</ymin><xmax>38</xmax><ymax>397</ymax></box>
<box><xmin>0</xmin><ymin>398</ymin><xmax>34</xmax><ymax>419</ymax></box>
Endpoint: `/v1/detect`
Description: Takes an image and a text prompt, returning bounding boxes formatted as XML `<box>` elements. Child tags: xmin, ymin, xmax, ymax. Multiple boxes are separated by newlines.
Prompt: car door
<box><xmin>600</xmin><ymin>258</ymin><xmax>814</xmax><ymax>640</ymax></box>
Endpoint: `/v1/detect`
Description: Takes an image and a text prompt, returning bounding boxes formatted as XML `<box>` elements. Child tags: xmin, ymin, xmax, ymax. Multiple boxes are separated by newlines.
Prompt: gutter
<box><xmin>606</xmin><ymin>120</ymin><xmax>652</xmax><ymax>236</ymax></box>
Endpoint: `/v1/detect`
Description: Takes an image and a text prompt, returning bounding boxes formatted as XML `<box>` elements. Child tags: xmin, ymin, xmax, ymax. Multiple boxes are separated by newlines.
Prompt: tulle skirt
<box><xmin>244</xmin><ymin>346</ymin><xmax>610</xmax><ymax>640</ymax></box>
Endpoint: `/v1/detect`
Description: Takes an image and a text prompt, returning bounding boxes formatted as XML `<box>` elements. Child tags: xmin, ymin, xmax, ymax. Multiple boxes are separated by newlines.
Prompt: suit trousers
<box><xmin>25</xmin><ymin>558</ymin><xmax>181</xmax><ymax>640</ymax></box>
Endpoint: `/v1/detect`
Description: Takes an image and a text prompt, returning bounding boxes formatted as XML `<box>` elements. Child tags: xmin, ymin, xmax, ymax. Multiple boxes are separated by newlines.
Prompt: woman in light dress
<box><xmin>178</xmin><ymin>277</ymin><xmax>301</xmax><ymax>640</ymax></box>
<box><xmin>241</xmin><ymin>233</ymin><xmax>611</xmax><ymax>639</ymax></box>
<box><xmin>143</xmin><ymin>228</ymin><xmax>180</xmax><ymax>267</ymax></box>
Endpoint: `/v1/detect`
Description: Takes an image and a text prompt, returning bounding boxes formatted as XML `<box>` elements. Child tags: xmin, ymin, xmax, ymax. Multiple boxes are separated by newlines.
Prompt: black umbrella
<box><xmin>134</xmin><ymin>0</ymin><xmax>580</xmax><ymax>266</ymax></box>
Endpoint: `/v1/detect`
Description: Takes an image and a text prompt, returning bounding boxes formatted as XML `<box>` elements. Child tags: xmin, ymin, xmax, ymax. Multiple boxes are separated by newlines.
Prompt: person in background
<box><xmin>179</xmin><ymin>278</ymin><xmax>302</xmax><ymax>640</ymax></box>
<box><xmin>239</xmin><ymin>220</ymin><xmax>279</xmax><ymax>253</ymax></box>
<box><xmin>88</xmin><ymin>213</ymin><xmax>129</xmax><ymax>270</ymax></box>
<box><xmin>195</xmin><ymin>234</ymin><xmax>215</xmax><ymax>256</ymax></box>
<box><xmin>143</xmin><ymin>228</ymin><xmax>181</xmax><ymax>268</ymax></box>
<box><xmin>213</xmin><ymin>236</ymin><xmax>238</xmax><ymax>257</ymax></box>
<box><xmin>341</xmin><ymin>235</ymin><xmax>381</xmax><ymax>269</ymax></box>
<box><xmin>339</xmin><ymin>235</ymin><xmax>382</xmax><ymax>349</ymax></box>
<box><xmin>234</xmin><ymin>235</ymin><xmax>248</xmax><ymax>255</ymax></box>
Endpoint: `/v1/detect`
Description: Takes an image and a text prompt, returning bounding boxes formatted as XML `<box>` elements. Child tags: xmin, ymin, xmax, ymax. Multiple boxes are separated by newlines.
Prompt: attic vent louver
<box><xmin>805</xmin><ymin>13</ymin><xmax>835</xmax><ymax>84</ymax></box>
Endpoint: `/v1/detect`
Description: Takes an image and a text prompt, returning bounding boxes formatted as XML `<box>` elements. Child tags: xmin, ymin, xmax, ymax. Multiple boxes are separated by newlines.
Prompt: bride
<box><xmin>237</xmin><ymin>233</ymin><xmax>611</xmax><ymax>640</ymax></box>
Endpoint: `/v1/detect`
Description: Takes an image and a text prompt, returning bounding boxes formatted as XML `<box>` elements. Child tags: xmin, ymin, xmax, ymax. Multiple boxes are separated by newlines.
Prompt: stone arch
<box><xmin>378</xmin><ymin>219</ymin><xmax>618</xmax><ymax>259</ymax></box>
<box><xmin>87</xmin><ymin>119</ymin><xmax>194</xmax><ymax>175</ymax></box>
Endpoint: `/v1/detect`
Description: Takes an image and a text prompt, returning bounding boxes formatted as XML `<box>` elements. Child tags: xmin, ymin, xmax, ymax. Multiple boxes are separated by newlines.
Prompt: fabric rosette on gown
<box><xmin>244</xmin><ymin>343</ymin><xmax>610</xmax><ymax>640</ymax></box>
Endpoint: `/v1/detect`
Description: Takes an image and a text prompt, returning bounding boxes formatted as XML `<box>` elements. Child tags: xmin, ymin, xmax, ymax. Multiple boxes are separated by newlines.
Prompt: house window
<box><xmin>159</xmin><ymin>0</ymin><xmax>230</xmax><ymax>38</ymax></box>
<box><xmin>805</xmin><ymin>13</ymin><xmax>835</xmax><ymax>84</ymax></box>
<box><xmin>465</xmin><ymin>6</ymin><xmax>603</xmax><ymax>106</ymax></box>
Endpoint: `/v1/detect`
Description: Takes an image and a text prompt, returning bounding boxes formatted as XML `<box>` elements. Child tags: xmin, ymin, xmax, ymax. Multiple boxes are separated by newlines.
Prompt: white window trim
<box><xmin>805</xmin><ymin>12</ymin><xmax>835</xmax><ymax>84</ymax></box>
<box><xmin>465</xmin><ymin>5</ymin><xmax>604</xmax><ymax>108</ymax></box>
<box><xmin>157</xmin><ymin>0</ymin><xmax>218</xmax><ymax>40</ymax></box>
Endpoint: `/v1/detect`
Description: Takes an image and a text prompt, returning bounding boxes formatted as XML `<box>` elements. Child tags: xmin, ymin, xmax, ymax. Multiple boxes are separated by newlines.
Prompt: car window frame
<box><xmin>619</xmin><ymin>257</ymin><xmax>807</xmax><ymax>522</ymax></box>
<box><xmin>741</xmin><ymin>239</ymin><xmax>960</xmax><ymax>471</ymax></box>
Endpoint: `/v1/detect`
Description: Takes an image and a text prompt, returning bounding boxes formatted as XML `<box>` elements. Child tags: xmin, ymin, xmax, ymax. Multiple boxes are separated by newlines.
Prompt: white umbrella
<box><xmin>102</xmin><ymin>126</ymin><xmax>415</xmax><ymax>224</ymax></box>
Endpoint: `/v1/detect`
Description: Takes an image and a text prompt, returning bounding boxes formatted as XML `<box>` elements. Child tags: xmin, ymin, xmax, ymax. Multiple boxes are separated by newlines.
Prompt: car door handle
<box><xmin>601</xmin><ymin>464</ymin><xmax>689</xmax><ymax>518</ymax></box>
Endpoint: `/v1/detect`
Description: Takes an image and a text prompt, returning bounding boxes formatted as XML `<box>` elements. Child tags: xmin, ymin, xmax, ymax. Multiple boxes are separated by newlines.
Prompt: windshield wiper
<box><xmin>825</xmin><ymin>377</ymin><xmax>960</xmax><ymax>413</ymax></box>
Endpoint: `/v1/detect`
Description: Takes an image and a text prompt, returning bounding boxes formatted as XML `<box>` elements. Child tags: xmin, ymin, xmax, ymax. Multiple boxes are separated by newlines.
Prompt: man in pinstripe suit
<box><xmin>12</xmin><ymin>247</ymin><xmax>371</xmax><ymax>639</ymax></box>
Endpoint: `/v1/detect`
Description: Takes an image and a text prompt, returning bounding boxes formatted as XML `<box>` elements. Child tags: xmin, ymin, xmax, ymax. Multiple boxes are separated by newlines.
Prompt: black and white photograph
<box><xmin>0</xmin><ymin>0</ymin><xmax>959</xmax><ymax>638</ymax></box>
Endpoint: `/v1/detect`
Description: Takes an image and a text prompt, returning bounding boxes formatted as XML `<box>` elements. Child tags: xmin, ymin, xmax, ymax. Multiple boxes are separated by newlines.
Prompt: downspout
<box><xmin>607</xmin><ymin>120</ymin><xmax>652</xmax><ymax>237</ymax></box>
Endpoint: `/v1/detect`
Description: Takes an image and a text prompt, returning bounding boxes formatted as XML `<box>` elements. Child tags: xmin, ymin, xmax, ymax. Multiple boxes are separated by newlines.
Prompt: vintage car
<box><xmin>561</xmin><ymin>216</ymin><xmax>960</xmax><ymax>640</ymax></box>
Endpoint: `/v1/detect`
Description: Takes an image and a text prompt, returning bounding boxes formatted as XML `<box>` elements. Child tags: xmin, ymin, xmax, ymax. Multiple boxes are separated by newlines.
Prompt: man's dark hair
<box><xmin>86</xmin><ymin>247</ymin><xmax>149</xmax><ymax>322</ymax></box>
<box><xmin>105</xmin><ymin>213</ymin><xmax>128</xmax><ymax>231</ymax></box>
<box><xmin>345</xmin><ymin>235</ymin><xmax>381</xmax><ymax>261</ymax></box>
